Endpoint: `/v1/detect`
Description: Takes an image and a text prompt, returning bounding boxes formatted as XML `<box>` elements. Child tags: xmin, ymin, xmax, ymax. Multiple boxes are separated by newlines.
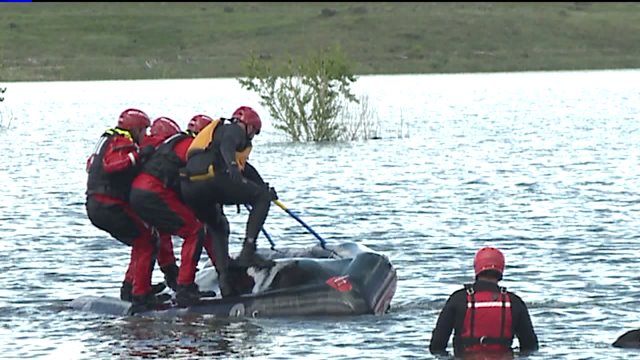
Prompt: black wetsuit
<box><xmin>180</xmin><ymin>121</ymin><xmax>273</xmax><ymax>296</ymax></box>
<box><xmin>180</xmin><ymin>122</ymin><xmax>271</xmax><ymax>241</ymax></box>
<box><xmin>429</xmin><ymin>280</ymin><xmax>539</xmax><ymax>357</ymax></box>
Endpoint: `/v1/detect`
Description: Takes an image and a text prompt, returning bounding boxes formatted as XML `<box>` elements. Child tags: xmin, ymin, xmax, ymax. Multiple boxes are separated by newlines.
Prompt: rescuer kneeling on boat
<box><xmin>429</xmin><ymin>246</ymin><xmax>539</xmax><ymax>358</ymax></box>
<box><xmin>180</xmin><ymin>106</ymin><xmax>277</xmax><ymax>298</ymax></box>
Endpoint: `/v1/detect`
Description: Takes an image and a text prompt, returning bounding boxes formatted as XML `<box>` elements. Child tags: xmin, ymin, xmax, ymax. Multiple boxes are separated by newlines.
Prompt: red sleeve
<box><xmin>102</xmin><ymin>136</ymin><xmax>140</xmax><ymax>173</ymax></box>
<box><xmin>174</xmin><ymin>137</ymin><xmax>193</xmax><ymax>162</ymax></box>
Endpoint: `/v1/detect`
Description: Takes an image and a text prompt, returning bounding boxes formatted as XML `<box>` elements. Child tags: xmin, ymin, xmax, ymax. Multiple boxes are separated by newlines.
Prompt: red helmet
<box><xmin>118</xmin><ymin>108</ymin><xmax>151</xmax><ymax>131</ymax></box>
<box><xmin>150</xmin><ymin>116</ymin><xmax>181</xmax><ymax>140</ymax></box>
<box><xmin>231</xmin><ymin>106</ymin><xmax>262</xmax><ymax>135</ymax></box>
<box><xmin>474</xmin><ymin>247</ymin><xmax>505</xmax><ymax>278</ymax></box>
<box><xmin>187</xmin><ymin>114</ymin><xmax>213</xmax><ymax>134</ymax></box>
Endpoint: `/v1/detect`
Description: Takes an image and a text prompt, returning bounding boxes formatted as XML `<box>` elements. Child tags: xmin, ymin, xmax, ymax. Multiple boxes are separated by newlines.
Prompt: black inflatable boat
<box><xmin>69</xmin><ymin>242</ymin><xmax>397</xmax><ymax>318</ymax></box>
<box><xmin>613</xmin><ymin>329</ymin><xmax>640</xmax><ymax>348</ymax></box>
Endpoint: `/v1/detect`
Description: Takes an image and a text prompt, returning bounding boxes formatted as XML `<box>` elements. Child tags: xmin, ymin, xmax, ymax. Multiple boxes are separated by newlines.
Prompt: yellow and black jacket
<box><xmin>182</xmin><ymin>119</ymin><xmax>252</xmax><ymax>182</ymax></box>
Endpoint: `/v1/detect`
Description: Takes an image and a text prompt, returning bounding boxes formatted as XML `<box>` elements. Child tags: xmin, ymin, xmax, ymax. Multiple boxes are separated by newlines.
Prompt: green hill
<box><xmin>2</xmin><ymin>2</ymin><xmax>640</xmax><ymax>81</ymax></box>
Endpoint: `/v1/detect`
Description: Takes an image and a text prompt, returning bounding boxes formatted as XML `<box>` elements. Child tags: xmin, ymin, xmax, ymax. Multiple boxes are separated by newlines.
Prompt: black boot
<box><xmin>129</xmin><ymin>291</ymin><xmax>172</xmax><ymax>314</ymax></box>
<box><xmin>175</xmin><ymin>283</ymin><xmax>216</xmax><ymax>306</ymax></box>
<box><xmin>211</xmin><ymin>228</ymin><xmax>236</xmax><ymax>298</ymax></box>
<box><xmin>152</xmin><ymin>282</ymin><xmax>167</xmax><ymax>294</ymax></box>
<box><xmin>236</xmin><ymin>238</ymin><xmax>275</xmax><ymax>268</ymax></box>
<box><xmin>120</xmin><ymin>281</ymin><xmax>167</xmax><ymax>302</ymax></box>
<box><xmin>160</xmin><ymin>263</ymin><xmax>179</xmax><ymax>291</ymax></box>
<box><xmin>120</xmin><ymin>281</ymin><xmax>133</xmax><ymax>302</ymax></box>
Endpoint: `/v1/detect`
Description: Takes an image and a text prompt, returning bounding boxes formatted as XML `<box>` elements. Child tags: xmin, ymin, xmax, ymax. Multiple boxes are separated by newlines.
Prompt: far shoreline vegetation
<box><xmin>2</xmin><ymin>2</ymin><xmax>640</xmax><ymax>82</ymax></box>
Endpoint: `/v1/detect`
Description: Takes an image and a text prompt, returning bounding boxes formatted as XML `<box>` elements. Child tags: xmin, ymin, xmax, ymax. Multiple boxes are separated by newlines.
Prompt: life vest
<box><xmin>182</xmin><ymin>119</ymin><xmax>252</xmax><ymax>182</ymax></box>
<box><xmin>140</xmin><ymin>132</ymin><xmax>190</xmax><ymax>191</ymax></box>
<box><xmin>460</xmin><ymin>284</ymin><xmax>513</xmax><ymax>353</ymax></box>
<box><xmin>86</xmin><ymin>128</ymin><xmax>139</xmax><ymax>200</ymax></box>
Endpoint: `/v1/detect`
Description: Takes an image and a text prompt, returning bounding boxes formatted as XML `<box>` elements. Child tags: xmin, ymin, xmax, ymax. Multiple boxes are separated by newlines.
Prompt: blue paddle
<box><xmin>273</xmin><ymin>199</ymin><xmax>328</xmax><ymax>250</ymax></box>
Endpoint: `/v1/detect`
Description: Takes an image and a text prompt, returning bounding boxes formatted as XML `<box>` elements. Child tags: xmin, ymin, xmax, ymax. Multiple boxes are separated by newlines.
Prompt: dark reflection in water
<box><xmin>100</xmin><ymin>316</ymin><xmax>264</xmax><ymax>359</ymax></box>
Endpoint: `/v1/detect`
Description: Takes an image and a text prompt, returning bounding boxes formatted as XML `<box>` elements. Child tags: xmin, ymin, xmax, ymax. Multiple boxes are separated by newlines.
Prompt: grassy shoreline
<box><xmin>2</xmin><ymin>2</ymin><xmax>640</xmax><ymax>82</ymax></box>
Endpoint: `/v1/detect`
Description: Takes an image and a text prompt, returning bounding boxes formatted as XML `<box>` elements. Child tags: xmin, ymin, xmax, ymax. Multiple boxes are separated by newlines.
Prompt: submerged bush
<box><xmin>237</xmin><ymin>45</ymin><xmax>360</xmax><ymax>142</ymax></box>
<box><xmin>340</xmin><ymin>94</ymin><xmax>381</xmax><ymax>141</ymax></box>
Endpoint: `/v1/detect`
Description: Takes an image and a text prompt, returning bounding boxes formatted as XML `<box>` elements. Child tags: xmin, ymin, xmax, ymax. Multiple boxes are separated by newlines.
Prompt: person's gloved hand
<box><xmin>266</xmin><ymin>183</ymin><xmax>278</xmax><ymax>201</ymax></box>
<box><xmin>138</xmin><ymin>145</ymin><xmax>155</xmax><ymax>162</ymax></box>
<box><xmin>264</xmin><ymin>182</ymin><xmax>278</xmax><ymax>201</ymax></box>
<box><xmin>269</xmin><ymin>187</ymin><xmax>278</xmax><ymax>201</ymax></box>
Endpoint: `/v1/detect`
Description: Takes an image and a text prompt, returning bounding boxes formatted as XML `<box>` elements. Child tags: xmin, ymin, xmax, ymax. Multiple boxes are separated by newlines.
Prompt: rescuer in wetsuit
<box><xmin>180</xmin><ymin>106</ymin><xmax>278</xmax><ymax>298</ymax></box>
<box><xmin>429</xmin><ymin>246</ymin><xmax>539</xmax><ymax>358</ymax></box>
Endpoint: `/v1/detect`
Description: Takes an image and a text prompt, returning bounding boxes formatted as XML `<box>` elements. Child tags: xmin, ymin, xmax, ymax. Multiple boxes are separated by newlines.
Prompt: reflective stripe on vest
<box><xmin>467</xmin><ymin>302</ymin><xmax>512</xmax><ymax>308</ymax></box>
<box><xmin>106</xmin><ymin>127</ymin><xmax>134</xmax><ymax>142</ymax></box>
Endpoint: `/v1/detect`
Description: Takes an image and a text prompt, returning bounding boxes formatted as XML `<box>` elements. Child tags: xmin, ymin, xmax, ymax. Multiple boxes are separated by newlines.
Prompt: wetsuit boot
<box><xmin>160</xmin><ymin>263</ymin><xmax>179</xmax><ymax>291</ymax></box>
<box><xmin>129</xmin><ymin>291</ymin><xmax>172</xmax><ymax>314</ymax></box>
<box><xmin>175</xmin><ymin>283</ymin><xmax>216</xmax><ymax>306</ymax></box>
<box><xmin>120</xmin><ymin>281</ymin><xmax>167</xmax><ymax>302</ymax></box>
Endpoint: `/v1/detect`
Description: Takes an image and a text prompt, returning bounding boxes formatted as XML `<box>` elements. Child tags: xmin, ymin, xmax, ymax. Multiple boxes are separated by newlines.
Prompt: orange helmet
<box><xmin>117</xmin><ymin>108</ymin><xmax>150</xmax><ymax>131</ymax></box>
<box><xmin>231</xmin><ymin>106</ymin><xmax>262</xmax><ymax>135</ymax></box>
<box><xmin>474</xmin><ymin>247</ymin><xmax>505</xmax><ymax>279</ymax></box>
<box><xmin>150</xmin><ymin>117</ymin><xmax>181</xmax><ymax>140</ymax></box>
<box><xmin>187</xmin><ymin>114</ymin><xmax>213</xmax><ymax>134</ymax></box>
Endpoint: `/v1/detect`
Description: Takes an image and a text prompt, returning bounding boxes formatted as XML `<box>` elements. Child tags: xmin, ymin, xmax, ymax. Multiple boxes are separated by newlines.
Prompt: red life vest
<box><xmin>460</xmin><ymin>284</ymin><xmax>513</xmax><ymax>353</ymax></box>
<box><xmin>86</xmin><ymin>128</ymin><xmax>139</xmax><ymax>200</ymax></box>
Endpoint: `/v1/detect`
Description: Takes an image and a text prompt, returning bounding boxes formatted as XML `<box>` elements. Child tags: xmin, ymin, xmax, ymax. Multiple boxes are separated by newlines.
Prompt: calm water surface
<box><xmin>1</xmin><ymin>70</ymin><xmax>640</xmax><ymax>359</ymax></box>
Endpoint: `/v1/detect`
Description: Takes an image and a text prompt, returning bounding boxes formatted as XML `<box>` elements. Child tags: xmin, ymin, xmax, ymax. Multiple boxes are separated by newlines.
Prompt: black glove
<box><xmin>269</xmin><ymin>187</ymin><xmax>278</xmax><ymax>201</ymax></box>
<box><xmin>138</xmin><ymin>145</ymin><xmax>155</xmax><ymax>161</ymax></box>
<box><xmin>264</xmin><ymin>182</ymin><xmax>278</xmax><ymax>200</ymax></box>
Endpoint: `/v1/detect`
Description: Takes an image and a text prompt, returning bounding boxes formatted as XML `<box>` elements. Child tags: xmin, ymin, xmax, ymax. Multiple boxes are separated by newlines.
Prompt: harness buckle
<box><xmin>465</xmin><ymin>286</ymin><xmax>475</xmax><ymax>295</ymax></box>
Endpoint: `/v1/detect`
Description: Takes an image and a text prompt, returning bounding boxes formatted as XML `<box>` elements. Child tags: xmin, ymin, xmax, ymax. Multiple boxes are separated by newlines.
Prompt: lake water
<box><xmin>1</xmin><ymin>69</ymin><xmax>640</xmax><ymax>359</ymax></box>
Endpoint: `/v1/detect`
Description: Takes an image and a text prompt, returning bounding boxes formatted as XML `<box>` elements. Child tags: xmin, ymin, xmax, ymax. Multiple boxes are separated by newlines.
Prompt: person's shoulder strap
<box><xmin>464</xmin><ymin>283</ymin><xmax>475</xmax><ymax>295</ymax></box>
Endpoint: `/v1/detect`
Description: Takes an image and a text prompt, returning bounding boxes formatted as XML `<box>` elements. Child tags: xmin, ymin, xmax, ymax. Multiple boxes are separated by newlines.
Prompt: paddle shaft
<box><xmin>273</xmin><ymin>200</ymin><xmax>328</xmax><ymax>250</ymax></box>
